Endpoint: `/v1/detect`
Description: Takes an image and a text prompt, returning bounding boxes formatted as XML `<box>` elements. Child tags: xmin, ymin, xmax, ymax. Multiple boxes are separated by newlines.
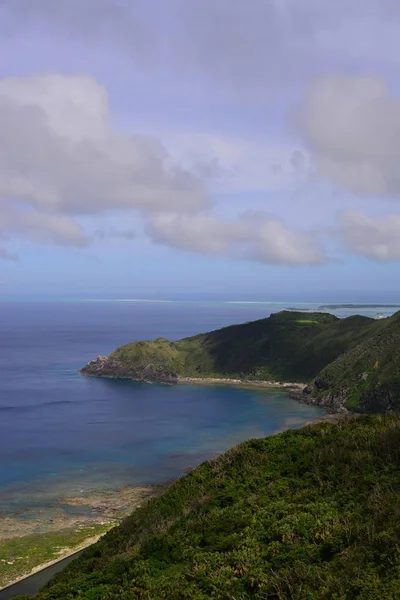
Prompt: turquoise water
<box><xmin>1</xmin><ymin>299</ymin><xmax>394</xmax><ymax>531</ymax></box>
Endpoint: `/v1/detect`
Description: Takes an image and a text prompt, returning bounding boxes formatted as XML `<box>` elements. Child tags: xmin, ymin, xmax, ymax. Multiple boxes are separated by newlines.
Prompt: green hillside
<box><xmin>23</xmin><ymin>415</ymin><xmax>400</xmax><ymax>599</ymax></box>
<box><xmin>82</xmin><ymin>310</ymin><xmax>400</xmax><ymax>412</ymax></box>
<box><xmin>314</xmin><ymin>311</ymin><xmax>400</xmax><ymax>413</ymax></box>
<box><xmin>110</xmin><ymin>311</ymin><xmax>377</xmax><ymax>382</ymax></box>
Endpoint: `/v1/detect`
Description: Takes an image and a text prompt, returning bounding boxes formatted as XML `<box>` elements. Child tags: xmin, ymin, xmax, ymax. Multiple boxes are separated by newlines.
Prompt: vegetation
<box><xmin>109</xmin><ymin>310</ymin><xmax>400</xmax><ymax>411</ymax></box>
<box><xmin>316</xmin><ymin>311</ymin><xmax>400</xmax><ymax>412</ymax></box>
<box><xmin>0</xmin><ymin>524</ymin><xmax>112</xmax><ymax>588</ymax></box>
<box><xmin>111</xmin><ymin>311</ymin><xmax>378</xmax><ymax>383</ymax></box>
<box><xmin>22</xmin><ymin>415</ymin><xmax>400</xmax><ymax>599</ymax></box>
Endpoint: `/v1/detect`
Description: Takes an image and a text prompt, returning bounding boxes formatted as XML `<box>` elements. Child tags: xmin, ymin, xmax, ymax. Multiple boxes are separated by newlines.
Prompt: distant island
<box><xmin>318</xmin><ymin>303</ymin><xmax>400</xmax><ymax>309</ymax></box>
<box><xmin>81</xmin><ymin>310</ymin><xmax>400</xmax><ymax>414</ymax></box>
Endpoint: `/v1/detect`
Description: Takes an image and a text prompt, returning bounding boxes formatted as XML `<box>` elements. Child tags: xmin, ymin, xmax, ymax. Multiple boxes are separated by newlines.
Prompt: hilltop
<box><xmin>22</xmin><ymin>415</ymin><xmax>400</xmax><ymax>599</ymax></box>
<box><xmin>81</xmin><ymin>310</ymin><xmax>400</xmax><ymax>413</ymax></box>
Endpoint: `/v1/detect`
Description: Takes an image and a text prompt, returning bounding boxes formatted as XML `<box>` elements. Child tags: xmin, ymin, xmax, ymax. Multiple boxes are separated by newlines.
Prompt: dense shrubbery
<box><xmin>25</xmin><ymin>415</ymin><xmax>400</xmax><ymax>599</ymax></box>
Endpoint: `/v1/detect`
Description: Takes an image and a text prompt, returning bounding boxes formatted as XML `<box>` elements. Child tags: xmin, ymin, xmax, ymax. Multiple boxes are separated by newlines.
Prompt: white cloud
<box><xmin>295</xmin><ymin>75</ymin><xmax>400</xmax><ymax>197</ymax></box>
<box><xmin>0</xmin><ymin>201</ymin><xmax>88</xmax><ymax>248</ymax></box>
<box><xmin>0</xmin><ymin>73</ymin><xmax>211</xmax><ymax>257</ymax></box>
<box><xmin>0</xmin><ymin>74</ymin><xmax>208</xmax><ymax>216</ymax></box>
<box><xmin>338</xmin><ymin>211</ymin><xmax>400</xmax><ymax>260</ymax></box>
<box><xmin>147</xmin><ymin>212</ymin><xmax>325</xmax><ymax>266</ymax></box>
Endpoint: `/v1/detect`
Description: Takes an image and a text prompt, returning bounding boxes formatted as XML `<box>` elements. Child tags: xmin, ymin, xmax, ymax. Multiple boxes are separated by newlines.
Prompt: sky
<box><xmin>1</xmin><ymin>0</ymin><xmax>400</xmax><ymax>300</ymax></box>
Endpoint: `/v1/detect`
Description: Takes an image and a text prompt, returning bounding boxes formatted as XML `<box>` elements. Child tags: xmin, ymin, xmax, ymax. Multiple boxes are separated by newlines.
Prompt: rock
<box><xmin>80</xmin><ymin>356</ymin><xmax>178</xmax><ymax>385</ymax></box>
<box><xmin>314</xmin><ymin>378</ymin><xmax>329</xmax><ymax>391</ymax></box>
<box><xmin>290</xmin><ymin>386</ymin><xmax>350</xmax><ymax>414</ymax></box>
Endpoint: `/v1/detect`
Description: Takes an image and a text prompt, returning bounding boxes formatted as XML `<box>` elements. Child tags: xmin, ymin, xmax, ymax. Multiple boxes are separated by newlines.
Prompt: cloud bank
<box><xmin>148</xmin><ymin>212</ymin><xmax>325</xmax><ymax>266</ymax></box>
<box><xmin>0</xmin><ymin>73</ymin><xmax>323</xmax><ymax>265</ymax></box>
<box><xmin>339</xmin><ymin>211</ymin><xmax>400</xmax><ymax>261</ymax></box>
<box><xmin>295</xmin><ymin>75</ymin><xmax>400</xmax><ymax>198</ymax></box>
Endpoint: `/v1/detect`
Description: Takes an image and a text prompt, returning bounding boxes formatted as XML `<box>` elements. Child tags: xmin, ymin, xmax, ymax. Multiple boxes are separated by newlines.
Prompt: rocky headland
<box><xmin>80</xmin><ymin>355</ymin><xmax>178</xmax><ymax>384</ymax></box>
<box><xmin>80</xmin><ymin>310</ymin><xmax>400</xmax><ymax>415</ymax></box>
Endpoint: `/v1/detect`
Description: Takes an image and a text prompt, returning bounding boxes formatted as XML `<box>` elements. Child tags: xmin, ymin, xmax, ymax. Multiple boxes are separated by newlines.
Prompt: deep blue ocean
<box><xmin>0</xmin><ymin>300</ymin><xmax>395</xmax><ymax>533</ymax></box>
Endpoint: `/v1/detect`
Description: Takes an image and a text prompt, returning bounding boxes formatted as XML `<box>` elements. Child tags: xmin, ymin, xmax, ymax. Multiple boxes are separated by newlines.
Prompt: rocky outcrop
<box><xmin>80</xmin><ymin>356</ymin><xmax>178</xmax><ymax>385</ymax></box>
<box><xmin>290</xmin><ymin>383</ymin><xmax>350</xmax><ymax>414</ymax></box>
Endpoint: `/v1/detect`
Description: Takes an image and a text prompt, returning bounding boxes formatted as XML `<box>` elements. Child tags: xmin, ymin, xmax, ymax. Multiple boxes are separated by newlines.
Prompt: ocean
<box><xmin>0</xmin><ymin>300</ymin><xmax>395</xmax><ymax>536</ymax></box>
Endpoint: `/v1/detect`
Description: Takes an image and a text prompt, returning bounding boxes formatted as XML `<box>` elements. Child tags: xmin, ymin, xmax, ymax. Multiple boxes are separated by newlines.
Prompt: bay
<box><xmin>0</xmin><ymin>299</ymin><xmax>372</xmax><ymax>532</ymax></box>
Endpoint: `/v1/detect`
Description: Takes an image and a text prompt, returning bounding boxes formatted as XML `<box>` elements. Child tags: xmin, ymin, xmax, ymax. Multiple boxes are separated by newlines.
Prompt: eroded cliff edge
<box><xmin>81</xmin><ymin>355</ymin><xmax>178</xmax><ymax>384</ymax></box>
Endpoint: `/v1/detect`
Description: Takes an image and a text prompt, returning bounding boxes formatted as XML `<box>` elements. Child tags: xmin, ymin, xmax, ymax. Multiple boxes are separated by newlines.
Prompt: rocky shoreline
<box><xmin>0</xmin><ymin>485</ymin><xmax>160</xmax><ymax>541</ymax></box>
<box><xmin>80</xmin><ymin>356</ymin><xmax>350</xmax><ymax>414</ymax></box>
<box><xmin>80</xmin><ymin>356</ymin><xmax>178</xmax><ymax>384</ymax></box>
<box><xmin>80</xmin><ymin>357</ymin><xmax>307</xmax><ymax>392</ymax></box>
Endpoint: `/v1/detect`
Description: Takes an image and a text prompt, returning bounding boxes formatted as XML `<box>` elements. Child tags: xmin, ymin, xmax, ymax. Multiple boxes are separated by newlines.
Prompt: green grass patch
<box><xmin>295</xmin><ymin>319</ymin><xmax>319</xmax><ymax>324</ymax></box>
<box><xmin>0</xmin><ymin>524</ymin><xmax>113</xmax><ymax>588</ymax></box>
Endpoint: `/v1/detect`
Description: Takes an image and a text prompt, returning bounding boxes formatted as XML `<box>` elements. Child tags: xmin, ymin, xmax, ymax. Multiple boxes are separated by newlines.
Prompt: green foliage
<box><xmin>0</xmin><ymin>524</ymin><xmax>112</xmax><ymax>588</ymax></box>
<box><xmin>25</xmin><ymin>416</ymin><xmax>400</xmax><ymax>599</ymax></box>
<box><xmin>110</xmin><ymin>311</ymin><xmax>377</xmax><ymax>383</ymax></box>
<box><xmin>316</xmin><ymin>312</ymin><xmax>400</xmax><ymax>412</ymax></box>
<box><xmin>109</xmin><ymin>311</ymin><xmax>400</xmax><ymax>412</ymax></box>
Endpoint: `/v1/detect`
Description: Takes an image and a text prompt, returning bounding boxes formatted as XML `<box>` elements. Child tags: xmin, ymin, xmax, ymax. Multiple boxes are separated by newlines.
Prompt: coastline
<box><xmin>0</xmin><ymin>410</ymin><xmax>339</xmax><ymax>592</ymax></box>
<box><xmin>178</xmin><ymin>376</ymin><xmax>306</xmax><ymax>391</ymax></box>
<box><xmin>0</xmin><ymin>485</ymin><xmax>160</xmax><ymax>591</ymax></box>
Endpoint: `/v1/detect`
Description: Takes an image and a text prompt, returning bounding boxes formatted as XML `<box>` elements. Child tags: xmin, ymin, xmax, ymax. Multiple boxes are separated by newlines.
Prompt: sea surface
<box><xmin>0</xmin><ymin>300</ymin><xmax>397</xmax><ymax>533</ymax></box>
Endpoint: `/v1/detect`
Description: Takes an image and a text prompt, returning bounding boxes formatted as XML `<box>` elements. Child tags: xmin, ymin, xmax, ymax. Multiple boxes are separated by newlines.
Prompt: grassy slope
<box><xmin>111</xmin><ymin>311</ymin><xmax>378</xmax><ymax>382</ymax></box>
<box><xmin>24</xmin><ymin>416</ymin><xmax>400</xmax><ymax>600</ymax></box>
<box><xmin>316</xmin><ymin>312</ymin><xmax>400</xmax><ymax>412</ymax></box>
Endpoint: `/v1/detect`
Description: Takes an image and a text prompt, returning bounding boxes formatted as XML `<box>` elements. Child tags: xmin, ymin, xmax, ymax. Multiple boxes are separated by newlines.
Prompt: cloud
<box><xmin>0</xmin><ymin>201</ymin><xmax>88</xmax><ymax>247</ymax></box>
<box><xmin>295</xmin><ymin>75</ymin><xmax>400</xmax><ymax>197</ymax></box>
<box><xmin>147</xmin><ymin>212</ymin><xmax>326</xmax><ymax>266</ymax></box>
<box><xmin>0</xmin><ymin>73</ymin><xmax>325</xmax><ymax>266</ymax></box>
<box><xmin>0</xmin><ymin>73</ymin><xmax>210</xmax><ymax>253</ymax></box>
<box><xmin>338</xmin><ymin>211</ymin><xmax>400</xmax><ymax>260</ymax></box>
<box><xmin>0</xmin><ymin>74</ymin><xmax>208</xmax><ymax>216</ymax></box>
<box><xmin>4</xmin><ymin>0</ymin><xmax>400</xmax><ymax>101</ymax></box>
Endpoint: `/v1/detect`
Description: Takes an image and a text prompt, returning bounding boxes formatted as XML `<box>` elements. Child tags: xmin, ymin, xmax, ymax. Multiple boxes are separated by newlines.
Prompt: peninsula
<box><xmin>81</xmin><ymin>310</ymin><xmax>400</xmax><ymax>414</ymax></box>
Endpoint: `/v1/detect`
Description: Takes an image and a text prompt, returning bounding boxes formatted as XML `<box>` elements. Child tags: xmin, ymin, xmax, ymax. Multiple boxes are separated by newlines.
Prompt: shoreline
<box><xmin>177</xmin><ymin>376</ymin><xmax>306</xmax><ymax>391</ymax></box>
<box><xmin>0</xmin><ymin>411</ymin><xmax>341</xmax><ymax>592</ymax></box>
<box><xmin>0</xmin><ymin>485</ymin><xmax>160</xmax><ymax>591</ymax></box>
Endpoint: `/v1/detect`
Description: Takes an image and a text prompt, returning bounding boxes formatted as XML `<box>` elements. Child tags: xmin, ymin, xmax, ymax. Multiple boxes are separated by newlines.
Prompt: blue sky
<box><xmin>1</xmin><ymin>0</ymin><xmax>400</xmax><ymax>300</ymax></box>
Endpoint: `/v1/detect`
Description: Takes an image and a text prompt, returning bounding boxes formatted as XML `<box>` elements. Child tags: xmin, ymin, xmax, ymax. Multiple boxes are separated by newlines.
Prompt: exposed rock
<box><xmin>290</xmin><ymin>386</ymin><xmax>350</xmax><ymax>414</ymax></box>
<box><xmin>80</xmin><ymin>355</ymin><xmax>178</xmax><ymax>385</ymax></box>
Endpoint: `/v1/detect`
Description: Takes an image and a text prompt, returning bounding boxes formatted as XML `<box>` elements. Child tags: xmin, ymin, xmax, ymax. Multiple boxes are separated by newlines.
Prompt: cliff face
<box><xmin>291</xmin><ymin>387</ymin><xmax>350</xmax><ymax>414</ymax></box>
<box><xmin>80</xmin><ymin>356</ymin><xmax>178</xmax><ymax>385</ymax></box>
